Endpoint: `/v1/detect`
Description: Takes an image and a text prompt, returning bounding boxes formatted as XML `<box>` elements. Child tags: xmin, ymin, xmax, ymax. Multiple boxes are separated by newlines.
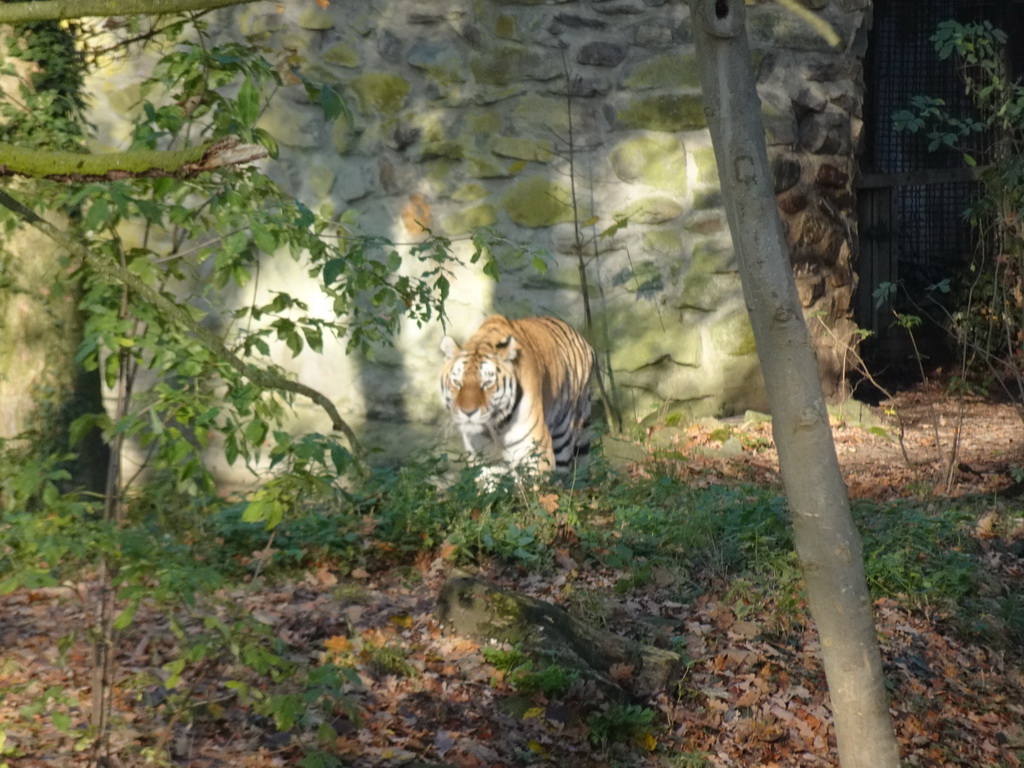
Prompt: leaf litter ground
<box><xmin>1</xmin><ymin>383</ymin><xmax>1022</xmax><ymax>767</ymax></box>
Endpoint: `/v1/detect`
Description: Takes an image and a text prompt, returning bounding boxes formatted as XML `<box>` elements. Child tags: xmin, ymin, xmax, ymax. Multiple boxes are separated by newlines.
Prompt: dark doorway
<box><xmin>856</xmin><ymin>0</ymin><xmax>1023</xmax><ymax>379</ymax></box>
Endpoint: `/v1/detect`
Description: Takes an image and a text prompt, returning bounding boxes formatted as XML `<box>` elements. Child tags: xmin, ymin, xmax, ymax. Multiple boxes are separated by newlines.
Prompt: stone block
<box><xmin>577</xmin><ymin>41</ymin><xmax>627</xmax><ymax>67</ymax></box>
<box><xmin>709</xmin><ymin>308</ymin><xmax>757</xmax><ymax>356</ymax></box>
<box><xmin>501</xmin><ymin>176</ymin><xmax>578</xmax><ymax>228</ymax></box>
<box><xmin>441</xmin><ymin>204</ymin><xmax>497</xmax><ymax>235</ymax></box>
<box><xmin>614</xmin><ymin>196</ymin><xmax>685</xmax><ymax>224</ymax></box>
<box><xmin>298</xmin><ymin>8</ymin><xmax>335</xmax><ymax>30</ymax></box>
<box><xmin>615</xmin><ymin>94</ymin><xmax>707</xmax><ymax>131</ymax></box>
<box><xmin>602</xmin><ymin>304</ymin><xmax>703</xmax><ymax>371</ymax></box>
<box><xmin>609</xmin><ymin>134</ymin><xmax>687</xmax><ymax>194</ymax></box>
<box><xmin>348</xmin><ymin>72</ymin><xmax>411</xmax><ymax>115</ymax></box>
<box><xmin>642</xmin><ymin>229</ymin><xmax>686</xmax><ymax>259</ymax></box>
<box><xmin>450</xmin><ymin>183</ymin><xmax>490</xmax><ymax>202</ymax></box>
<box><xmin>680</xmin><ymin>272</ymin><xmax>741</xmax><ymax>312</ymax></box>
<box><xmin>322</xmin><ymin>43</ymin><xmax>360</xmax><ymax>68</ymax></box>
<box><xmin>623</xmin><ymin>53</ymin><xmax>702</xmax><ymax>90</ymax></box>
<box><xmin>488</xmin><ymin>136</ymin><xmax>555</xmax><ymax>162</ymax></box>
<box><xmin>512</xmin><ymin>94</ymin><xmax>572</xmax><ymax>136</ymax></box>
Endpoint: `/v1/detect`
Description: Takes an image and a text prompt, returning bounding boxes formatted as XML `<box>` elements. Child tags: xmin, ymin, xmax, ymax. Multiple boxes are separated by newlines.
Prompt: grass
<box><xmin>192</xmin><ymin>454</ymin><xmax>1019</xmax><ymax>650</ymax></box>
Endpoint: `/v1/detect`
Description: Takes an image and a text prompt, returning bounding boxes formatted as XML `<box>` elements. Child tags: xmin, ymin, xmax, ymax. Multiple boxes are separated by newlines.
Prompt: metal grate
<box><xmin>892</xmin><ymin>183</ymin><xmax>977</xmax><ymax>289</ymax></box>
<box><xmin>864</xmin><ymin>0</ymin><xmax>1002</xmax><ymax>175</ymax></box>
<box><xmin>858</xmin><ymin>0</ymin><xmax>1019</xmax><ymax>330</ymax></box>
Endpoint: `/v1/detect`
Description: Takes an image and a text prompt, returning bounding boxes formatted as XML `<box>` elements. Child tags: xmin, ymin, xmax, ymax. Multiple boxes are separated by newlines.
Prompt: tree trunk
<box><xmin>0</xmin><ymin>21</ymin><xmax>108</xmax><ymax>494</ymax></box>
<box><xmin>689</xmin><ymin>2</ymin><xmax>901</xmax><ymax>767</ymax></box>
<box><xmin>0</xmin><ymin>219</ymin><xmax>109</xmax><ymax>493</ymax></box>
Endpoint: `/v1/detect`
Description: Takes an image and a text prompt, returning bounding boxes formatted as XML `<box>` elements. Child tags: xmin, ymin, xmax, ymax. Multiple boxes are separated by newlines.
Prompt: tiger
<box><xmin>439</xmin><ymin>315</ymin><xmax>596</xmax><ymax>478</ymax></box>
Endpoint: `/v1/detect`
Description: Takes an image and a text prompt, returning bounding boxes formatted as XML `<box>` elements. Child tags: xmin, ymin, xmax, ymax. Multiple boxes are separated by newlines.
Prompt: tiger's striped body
<box><xmin>439</xmin><ymin>315</ymin><xmax>595</xmax><ymax>476</ymax></box>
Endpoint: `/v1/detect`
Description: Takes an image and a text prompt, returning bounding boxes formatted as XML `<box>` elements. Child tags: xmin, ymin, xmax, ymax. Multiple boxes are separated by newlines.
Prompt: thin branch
<box><xmin>0</xmin><ymin>137</ymin><xmax>267</xmax><ymax>181</ymax></box>
<box><xmin>0</xmin><ymin>0</ymin><xmax>260</xmax><ymax>24</ymax></box>
<box><xmin>0</xmin><ymin>187</ymin><xmax>368</xmax><ymax>474</ymax></box>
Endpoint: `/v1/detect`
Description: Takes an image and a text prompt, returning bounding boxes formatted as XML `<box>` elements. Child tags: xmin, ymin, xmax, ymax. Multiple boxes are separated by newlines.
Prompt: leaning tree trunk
<box><xmin>689</xmin><ymin>2</ymin><xmax>900</xmax><ymax>767</ymax></box>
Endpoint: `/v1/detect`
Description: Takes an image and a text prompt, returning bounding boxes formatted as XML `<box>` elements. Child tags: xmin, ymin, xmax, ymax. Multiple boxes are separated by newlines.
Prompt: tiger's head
<box><xmin>439</xmin><ymin>331</ymin><xmax>521</xmax><ymax>435</ymax></box>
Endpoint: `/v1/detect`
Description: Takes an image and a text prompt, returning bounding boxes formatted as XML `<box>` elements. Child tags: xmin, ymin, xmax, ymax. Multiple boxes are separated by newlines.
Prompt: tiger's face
<box><xmin>440</xmin><ymin>335</ymin><xmax>520</xmax><ymax>435</ymax></box>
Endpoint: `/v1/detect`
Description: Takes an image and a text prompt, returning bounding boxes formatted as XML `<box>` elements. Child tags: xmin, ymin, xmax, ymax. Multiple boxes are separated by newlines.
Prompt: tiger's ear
<box><xmin>440</xmin><ymin>335</ymin><xmax>461</xmax><ymax>359</ymax></box>
<box><xmin>495</xmin><ymin>334</ymin><xmax>519</xmax><ymax>361</ymax></box>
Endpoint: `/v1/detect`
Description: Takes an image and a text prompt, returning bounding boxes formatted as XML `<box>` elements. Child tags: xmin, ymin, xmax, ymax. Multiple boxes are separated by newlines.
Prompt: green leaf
<box><xmin>237</xmin><ymin>77</ymin><xmax>260</xmax><ymax>126</ymax></box>
<box><xmin>83</xmin><ymin>198</ymin><xmax>110</xmax><ymax>231</ymax></box>
<box><xmin>51</xmin><ymin>712</ymin><xmax>72</xmax><ymax>733</ymax></box>
<box><xmin>244</xmin><ymin>418</ymin><xmax>268</xmax><ymax>446</ymax></box>
<box><xmin>323</xmin><ymin>257</ymin><xmax>345</xmax><ymax>285</ymax></box>
<box><xmin>302</xmin><ymin>325</ymin><xmax>324</xmax><ymax>353</ymax></box>
<box><xmin>252</xmin><ymin>127</ymin><xmax>279</xmax><ymax>158</ymax></box>
<box><xmin>114</xmin><ymin>600</ymin><xmax>140</xmax><ymax>630</ymax></box>
<box><xmin>319</xmin><ymin>83</ymin><xmax>350</xmax><ymax>122</ymax></box>
<box><xmin>243</xmin><ymin>495</ymin><xmax>284</xmax><ymax>529</ymax></box>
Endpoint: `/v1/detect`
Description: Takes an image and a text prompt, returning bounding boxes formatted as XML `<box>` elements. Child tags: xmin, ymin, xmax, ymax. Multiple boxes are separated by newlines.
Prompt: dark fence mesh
<box><xmin>858</xmin><ymin>0</ymin><xmax>1019</xmax><ymax>324</ymax></box>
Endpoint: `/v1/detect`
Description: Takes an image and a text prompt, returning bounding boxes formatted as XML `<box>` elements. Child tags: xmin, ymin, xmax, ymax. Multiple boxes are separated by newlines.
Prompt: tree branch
<box><xmin>0</xmin><ymin>0</ymin><xmax>260</xmax><ymax>24</ymax></box>
<box><xmin>0</xmin><ymin>138</ymin><xmax>267</xmax><ymax>181</ymax></box>
<box><xmin>0</xmin><ymin>187</ymin><xmax>368</xmax><ymax>475</ymax></box>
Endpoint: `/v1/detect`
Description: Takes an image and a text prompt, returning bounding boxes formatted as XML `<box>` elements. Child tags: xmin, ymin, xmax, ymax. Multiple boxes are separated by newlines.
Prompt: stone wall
<box><xmin>85</xmin><ymin>0</ymin><xmax>872</xmax><ymax>469</ymax></box>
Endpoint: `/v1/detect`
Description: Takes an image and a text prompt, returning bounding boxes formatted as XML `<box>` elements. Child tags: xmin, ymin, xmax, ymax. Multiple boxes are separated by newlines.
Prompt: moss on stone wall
<box><xmin>501</xmin><ymin>176</ymin><xmax>578</xmax><ymax>227</ymax></box>
<box><xmin>489</xmin><ymin>136</ymin><xmax>554</xmax><ymax>162</ymax></box>
<box><xmin>322</xmin><ymin>43</ymin><xmax>360</xmax><ymax>68</ymax></box>
<box><xmin>348</xmin><ymin>72</ymin><xmax>410</xmax><ymax>115</ymax></box>
<box><xmin>441</xmin><ymin>204</ymin><xmax>497</xmax><ymax>235</ymax></box>
<box><xmin>614</xmin><ymin>196</ymin><xmax>685</xmax><ymax>225</ymax></box>
<box><xmin>624</xmin><ymin>53</ymin><xmax>702</xmax><ymax>90</ymax></box>
<box><xmin>617</xmin><ymin>94</ymin><xmax>707</xmax><ymax>132</ymax></box>
<box><xmin>610</xmin><ymin>135</ymin><xmax>687</xmax><ymax>195</ymax></box>
<box><xmin>709</xmin><ymin>308</ymin><xmax>758</xmax><ymax>356</ymax></box>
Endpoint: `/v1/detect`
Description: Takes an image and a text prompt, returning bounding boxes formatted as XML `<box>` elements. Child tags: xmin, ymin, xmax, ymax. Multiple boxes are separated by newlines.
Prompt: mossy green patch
<box><xmin>237</xmin><ymin>9</ymin><xmax>284</xmax><ymax>38</ymax></box>
<box><xmin>466</xmin><ymin>154</ymin><xmax>510</xmax><ymax>179</ymax></box>
<box><xmin>104</xmin><ymin>82</ymin><xmax>143</xmax><ymax>116</ymax></box>
<box><xmin>331</xmin><ymin>114</ymin><xmax>354</xmax><ymax>154</ymax></box>
<box><xmin>610</xmin><ymin>135</ymin><xmax>686</xmax><ymax>194</ymax></box>
<box><xmin>349</xmin><ymin>73</ymin><xmax>410</xmax><ymax>115</ymax></box>
<box><xmin>322</xmin><ymin>43</ymin><xmax>360</xmax><ymax>68</ymax></box>
<box><xmin>642</xmin><ymin>229</ymin><xmax>686</xmax><ymax>259</ymax></box>
<box><xmin>615</xmin><ymin>196</ymin><xmax>684</xmax><ymax>224</ymax></box>
<box><xmin>420</xmin><ymin>140</ymin><xmax>466</xmax><ymax>161</ymax></box>
<box><xmin>308</xmin><ymin>165</ymin><xmax>336</xmax><ymax>199</ymax></box>
<box><xmin>489</xmin><ymin>136</ymin><xmax>554</xmax><ymax>162</ymax></box>
<box><xmin>298</xmin><ymin>8</ymin><xmax>335</xmax><ymax>30</ymax></box>
<box><xmin>256</xmin><ymin>100</ymin><xmax>320</xmax><ymax>148</ymax></box>
<box><xmin>512</xmin><ymin>94</ymin><xmax>570</xmax><ymax>137</ymax></box>
<box><xmin>679</xmin><ymin>271</ymin><xmax>741</xmax><ymax>312</ymax></box>
<box><xmin>426</xmin><ymin>160</ymin><xmax>456</xmax><ymax>183</ymax></box>
<box><xmin>501</xmin><ymin>176</ymin><xmax>579</xmax><ymax>228</ymax></box>
<box><xmin>709</xmin><ymin>308</ymin><xmax>757</xmax><ymax>356</ymax></box>
<box><xmin>451</xmin><ymin>182</ymin><xmax>489</xmax><ymax>202</ymax></box>
<box><xmin>441</xmin><ymin>204</ymin><xmax>497</xmax><ymax>235</ymax></box>
<box><xmin>468</xmin><ymin>110</ymin><xmax>503</xmax><ymax>136</ymax></box>
<box><xmin>601</xmin><ymin>304</ymin><xmax>702</xmax><ymax>371</ymax></box>
<box><xmin>495</xmin><ymin>14</ymin><xmax>520</xmax><ymax>40</ymax></box>
<box><xmin>623</xmin><ymin>53</ymin><xmax>701</xmax><ymax>90</ymax></box>
<box><xmin>617</xmin><ymin>94</ymin><xmax>707</xmax><ymax>132</ymax></box>
<box><xmin>471</xmin><ymin>47</ymin><xmax>531</xmax><ymax>86</ymax></box>
<box><xmin>691</xmin><ymin>240</ymin><xmax>734</xmax><ymax>273</ymax></box>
